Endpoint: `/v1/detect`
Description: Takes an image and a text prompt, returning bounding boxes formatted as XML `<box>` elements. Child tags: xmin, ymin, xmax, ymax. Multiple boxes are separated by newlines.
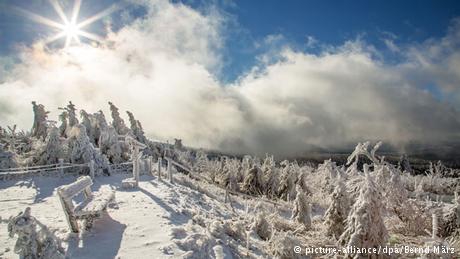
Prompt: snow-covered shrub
<box><xmin>35</xmin><ymin>126</ymin><xmax>66</xmax><ymax>165</ymax></box>
<box><xmin>339</xmin><ymin>166</ymin><xmax>388</xmax><ymax>254</ymax></box>
<box><xmin>438</xmin><ymin>196</ymin><xmax>460</xmax><ymax>238</ymax></box>
<box><xmin>277</xmin><ymin>160</ymin><xmax>299</xmax><ymax>201</ymax></box>
<box><xmin>193</xmin><ymin>149</ymin><xmax>209</xmax><ymax>174</ymax></box>
<box><xmin>67</xmin><ymin>124</ymin><xmax>109</xmax><ymax>174</ymax></box>
<box><xmin>291</xmin><ymin>185</ymin><xmax>311</xmax><ymax>228</ymax></box>
<box><xmin>399</xmin><ymin>154</ymin><xmax>412</xmax><ymax>173</ymax></box>
<box><xmin>315</xmin><ymin>159</ymin><xmax>340</xmax><ymax>194</ymax></box>
<box><xmin>241</xmin><ymin>164</ymin><xmax>264</xmax><ymax>195</ymax></box>
<box><xmin>324</xmin><ymin>174</ymin><xmax>350</xmax><ymax>239</ymax></box>
<box><xmin>7</xmin><ymin>207</ymin><xmax>65</xmax><ymax>259</ymax></box>
<box><xmin>268</xmin><ymin>231</ymin><xmax>302</xmax><ymax>259</ymax></box>
<box><xmin>0</xmin><ymin>143</ymin><xmax>17</xmax><ymax>169</ymax></box>
<box><xmin>251</xmin><ymin>211</ymin><xmax>272</xmax><ymax>240</ymax></box>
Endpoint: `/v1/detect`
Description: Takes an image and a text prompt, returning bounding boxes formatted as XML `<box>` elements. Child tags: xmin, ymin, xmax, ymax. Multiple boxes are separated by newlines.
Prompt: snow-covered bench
<box><xmin>57</xmin><ymin>176</ymin><xmax>115</xmax><ymax>233</ymax></box>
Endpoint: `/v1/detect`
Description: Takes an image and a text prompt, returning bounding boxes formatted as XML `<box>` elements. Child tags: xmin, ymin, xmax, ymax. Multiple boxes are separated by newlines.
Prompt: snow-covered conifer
<box><xmin>339</xmin><ymin>165</ymin><xmax>388</xmax><ymax>254</ymax></box>
<box><xmin>291</xmin><ymin>184</ymin><xmax>311</xmax><ymax>228</ymax></box>
<box><xmin>109</xmin><ymin>102</ymin><xmax>130</xmax><ymax>135</ymax></box>
<box><xmin>36</xmin><ymin>126</ymin><xmax>65</xmax><ymax>165</ymax></box>
<box><xmin>127</xmin><ymin>111</ymin><xmax>147</xmax><ymax>143</ymax></box>
<box><xmin>58</xmin><ymin>111</ymin><xmax>68</xmax><ymax>137</ymax></box>
<box><xmin>67</xmin><ymin>124</ymin><xmax>108</xmax><ymax>174</ymax></box>
<box><xmin>241</xmin><ymin>164</ymin><xmax>263</xmax><ymax>195</ymax></box>
<box><xmin>324</xmin><ymin>174</ymin><xmax>350</xmax><ymax>239</ymax></box>
<box><xmin>31</xmin><ymin>101</ymin><xmax>49</xmax><ymax>140</ymax></box>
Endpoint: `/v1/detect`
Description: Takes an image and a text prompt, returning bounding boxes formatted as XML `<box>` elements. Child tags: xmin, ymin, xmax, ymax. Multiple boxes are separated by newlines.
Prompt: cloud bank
<box><xmin>1</xmin><ymin>0</ymin><xmax>459</xmax><ymax>156</ymax></box>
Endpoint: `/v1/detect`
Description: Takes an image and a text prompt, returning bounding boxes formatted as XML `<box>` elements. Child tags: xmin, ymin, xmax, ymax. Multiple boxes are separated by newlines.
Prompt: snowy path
<box><xmin>0</xmin><ymin>174</ymin><xmax>187</xmax><ymax>259</ymax></box>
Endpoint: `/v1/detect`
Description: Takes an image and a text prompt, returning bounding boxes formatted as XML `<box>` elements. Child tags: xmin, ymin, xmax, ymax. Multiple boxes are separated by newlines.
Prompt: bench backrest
<box><xmin>57</xmin><ymin>176</ymin><xmax>93</xmax><ymax>205</ymax></box>
<box><xmin>57</xmin><ymin>176</ymin><xmax>94</xmax><ymax>233</ymax></box>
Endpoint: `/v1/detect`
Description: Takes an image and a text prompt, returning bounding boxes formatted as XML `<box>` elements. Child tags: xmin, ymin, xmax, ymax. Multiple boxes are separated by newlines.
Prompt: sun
<box><xmin>63</xmin><ymin>22</ymin><xmax>80</xmax><ymax>42</ymax></box>
<box><xmin>12</xmin><ymin>0</ymin><xmax>121</xmax><ymax>48</ymax></box>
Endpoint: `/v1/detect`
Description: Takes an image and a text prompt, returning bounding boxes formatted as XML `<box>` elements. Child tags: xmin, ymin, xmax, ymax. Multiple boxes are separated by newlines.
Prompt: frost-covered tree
<box><xmin>36</xmin><ymin>126</ymin><xmax>65</xmax><ymax>165</ymax></box>
<box><xmin>67</xmin><ymin>124</ymin><xmax>108</xmax><ymax>174</ymax></box>
<box><xmin>291</xmin><ymin>184</ymin><xmax>311</xmax><ymax>228</ymax></box>
<box><xmin>127</xmin><ymin>111</ymin><xmax>147</xmax><ymax>143</ymax></box>
<box><xmin>339</xmin><ymin>165</ymin><xmax>388</xmax><ymax>255</ymax></box>
<box><xmin>59</xmin><ymin>101</ymin><xmax>79</xmax><ymax>128</ymax></box>
<box><xmin>0</xmin><ymin>143</ymin><xmax>17</xmax><ymax>169</ymax></box>
<box><xmin>324</xmin><ymin>174</ymin><xmax>350</xmax><ymax>239</ymax></box>
<box><xmin>347</xmin><ymin>141</ymin><xmax>382</xmax><ymax>166</ymax></box>
<box><xmin>31</xmin><ymin>101</ymin><xmax>49</xmax><ymax>140</ymax></box>
<box><xmin>386</xmin><ymin>165</ymin><xmax>408</xmax><ymax>215</ymax></box>
<box><xmin>193</xmin><ymin>149</ymin><xmax>209</xmax><ymax>174</ymax></box>
<box><xmin>109</xmin><ymin>102</ymin><xmax>130</xmax><ymax>135</ymax></box>
<box><xmin>58</xmin><ymin>111</ymin><xmax>68</xmax><ymax>138</ymax></box>
<box><xmin>399</xmin><ymin>154</ymin><xmax>412</xmax><ymax>173</ymax></box>
<box><xmin>277</xmin><ymin>161</ymin><xmax>298</xmax><ymax>201</ymax></box>
<box><xmin>80</xmin><ymin>110</ymin><xmax>97</xmax><ymax>145</ymax></box>
<box><xmin>241</xmin><ymin>164</ymin><xmax>263</xmax><ymax>195</ymax></box>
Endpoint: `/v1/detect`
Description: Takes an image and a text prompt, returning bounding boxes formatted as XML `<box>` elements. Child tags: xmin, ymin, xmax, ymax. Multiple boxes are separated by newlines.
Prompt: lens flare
<box><xmin>12</xmin><ymin>0</ymin><xmax>121</xmax><ymax>48</ymax></box>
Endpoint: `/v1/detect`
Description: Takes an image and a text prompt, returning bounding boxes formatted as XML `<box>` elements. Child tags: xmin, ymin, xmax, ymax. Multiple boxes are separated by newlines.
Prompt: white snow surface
<box><xmin>0</xmin><ymin>173</ymin><xmax>259</xmax><ymax>259</ymax></box>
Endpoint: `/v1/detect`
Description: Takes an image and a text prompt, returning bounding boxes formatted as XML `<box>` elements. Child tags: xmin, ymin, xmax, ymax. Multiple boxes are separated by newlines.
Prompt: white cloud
<box><xmin>0</xmin><ymin>0</ymin><xmax>459</xmax><ymax>156</ymax></box>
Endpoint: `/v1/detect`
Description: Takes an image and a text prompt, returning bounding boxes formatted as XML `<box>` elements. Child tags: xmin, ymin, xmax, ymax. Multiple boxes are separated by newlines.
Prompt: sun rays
<box><xmin>11</xmin><ymin>0</ymin><xmax>120</xmax><ymax>48</ymax></box>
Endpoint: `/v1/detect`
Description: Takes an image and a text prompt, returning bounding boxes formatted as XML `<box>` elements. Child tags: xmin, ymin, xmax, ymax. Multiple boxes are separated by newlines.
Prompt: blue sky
<box><xmin>1</xmin><ymin>0</ymin><xmax>460</xmax><ymax>82</ymax></box>
<box><xmin>1</xmin><ymin>0</ymin><xmax>460</xmax><ymax>155</ymax></box>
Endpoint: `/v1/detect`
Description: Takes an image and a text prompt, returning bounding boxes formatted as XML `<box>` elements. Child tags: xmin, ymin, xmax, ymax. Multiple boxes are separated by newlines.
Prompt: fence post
<box><xmin>58</xmin><ymin>158</ymin><xmax>64</xmax><ymax>176</ymax></box>
<box><xmin>432</xmin><ymin>212</ymin><xmax>438</xmax><ymax>239</ymax></box>
<box><xmin>224</xmin><ymin>189</ymin><xmax>229</xmax><ymax>203</ymax></box>
<box><xmin>167</xmin><ymin>158</ymin><xmax>173</xmax><ymax>183</ymax></box>
<box><xmin>89</xmin><ymin>160</ymin><xmax>95</xmax><ymax>179</ymax></box>
<box><xmin>158</xmin><ymin>157</ymin><xmax>162</xmax><ymax>180</ymax></box>
<box><xmin>134</xmin><ymin>145</ymin><xmax>140</xmax><ymax>187</ymax></box>
<box><xmin>148</xmin><ymin>156</ymin><xmax>153</xmax><ymax>176</ymax></box>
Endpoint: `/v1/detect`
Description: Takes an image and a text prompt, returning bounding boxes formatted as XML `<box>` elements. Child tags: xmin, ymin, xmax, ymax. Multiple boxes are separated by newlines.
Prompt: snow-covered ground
<box><xmin>0</xmin><ymin>171</ymin><xmax>288</xmax><ymax>259</ymax></box>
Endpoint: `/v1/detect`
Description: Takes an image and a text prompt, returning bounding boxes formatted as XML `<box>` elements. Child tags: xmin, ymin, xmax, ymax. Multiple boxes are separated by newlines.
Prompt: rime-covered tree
<box><xmin>67</xmin><ymin>124</ymin><xmax>108</xmax><ymax>174</ymax></box>
<box><xmin>291</xmin><ymin>184</ymin><xmax>311</xmax><ymax>228</ymax></box>
<box><xmin>92</xmin><ymin>111</ymin><xmax>107</xmax><ymax>146</ymax></box>
<box><xmin>241</xmin><ymin>164</ymin><xmax>263</xmax><ymax>195</ymax></box>
<box><xmin>0</xmin><ymin>143</ymin><xmax>17</xmax><ymax>169</ymax></box>
<box><xmin>324</xmin><ymin>174</ymin><xmax>350</xmax><ymax>239</ymax></box>
<box><xmin>339</xmin><ymin>165</ymin><xmax>388</xmax><ymax>255</ymax></box>
<box><xmin>31</xmin><ymin>101</ymin><xmax>49</xmax><ymax>140</ymax></box>
<box><xmin>80</xmin><ymin>110</ymin><xmax>96</xmax><ymax>144</ymax></box>
<box><xmin>193</xmin><ymin>149</ymin><xmax>209</xmax><ymax>173</ymax></box>
<box><xmin>36</xmin><ymin>126</ymin><xmax>65</xmax><ymax>165</ymax></box>
<box><xmin>94</xmin><ymin>111</ymin><xmax>125</xmax><ymax>163</ymax></box>
<box><xmin>59</xmin><ymin>101</ymin><xmax>78</xmax><ymax>128</ymax></box>
<box><xmin>109</xmin><ymin>102</ymin><xmax>130</xmax><ymax>135</ymax></box>
<box><xmin>58</xmin><ymin>111</ymin><xmax>68</xmax><ymax>137</ymax></box>
<box><xmin>399</xmin><ymin>154</ymin><xmax>412</xmax><ymax>173</ymax></box>
<box><xmin>126</xmin><ymin>111</ymin><xmax>147</xmax><ymax>143</ymax></box>
<box><xmin>277</xmin><ymin>161</ymin><xmax>298</xmax><ymax>201</ymax></box>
